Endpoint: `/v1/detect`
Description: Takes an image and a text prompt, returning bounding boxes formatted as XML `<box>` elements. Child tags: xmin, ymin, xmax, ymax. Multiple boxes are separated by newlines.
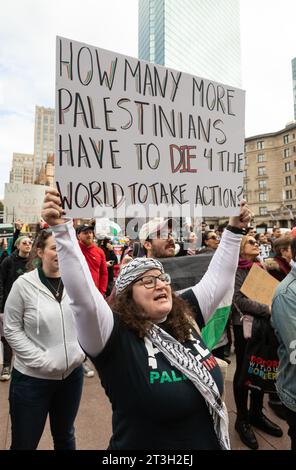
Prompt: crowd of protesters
<box><xmin>1</xmin><ymin>199</ymin><xmax>296</xmax><ymax>450</ymax></box>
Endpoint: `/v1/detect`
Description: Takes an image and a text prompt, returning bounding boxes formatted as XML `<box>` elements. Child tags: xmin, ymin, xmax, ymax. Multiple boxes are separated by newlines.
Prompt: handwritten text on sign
<box><xmin>4</xmin><ymin>183</ymin><xmax>46</xmax><ymax>224</ymax></box>
<box><xmin>55</xmin><ymin>36</ymin><xmax>245</xmax><ymax>218</ymax></box>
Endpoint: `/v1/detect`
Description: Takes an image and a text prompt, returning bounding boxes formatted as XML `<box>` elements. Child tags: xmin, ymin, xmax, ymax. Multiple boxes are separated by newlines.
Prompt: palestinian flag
<box><xmin>201</xmin><ymin>288</ymin><xmax>233</xmax><ymax>351</ymax></box>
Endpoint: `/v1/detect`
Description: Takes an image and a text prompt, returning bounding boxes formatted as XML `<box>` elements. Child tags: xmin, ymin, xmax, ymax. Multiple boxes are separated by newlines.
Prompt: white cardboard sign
<box><xmin>55</xmin><ymin>36</ymin><xmax>245</xmax><ymax>219</ymax></box>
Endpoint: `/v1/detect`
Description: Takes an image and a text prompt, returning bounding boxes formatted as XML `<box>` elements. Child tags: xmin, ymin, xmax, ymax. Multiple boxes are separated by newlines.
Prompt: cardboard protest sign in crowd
<box><xmin>4</xmin><ymin>183</ymin><xmax>46</xmax><ymax>224</ymax></box>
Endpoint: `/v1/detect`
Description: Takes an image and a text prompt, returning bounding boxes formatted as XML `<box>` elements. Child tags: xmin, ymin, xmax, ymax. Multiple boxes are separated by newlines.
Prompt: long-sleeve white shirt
<box><xmin>52</xmin><ymin>221</ymin><xmax>242</xmax><ymax>357</ymax></box>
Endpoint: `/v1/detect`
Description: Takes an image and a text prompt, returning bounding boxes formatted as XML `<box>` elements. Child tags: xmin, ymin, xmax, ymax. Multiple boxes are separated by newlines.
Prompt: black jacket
<box><xmin>0</xmin><ymin>251</ymin><xmax>28</xmax><ymax>311</ymax></box>
<box><xmin>231</xmin><ymin>266</ymin><xmax>270</xmax><ymax>326</ymax></box>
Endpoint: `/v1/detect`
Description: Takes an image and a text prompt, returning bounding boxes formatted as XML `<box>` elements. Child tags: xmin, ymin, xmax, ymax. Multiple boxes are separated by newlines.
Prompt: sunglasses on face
<box><xmin>133</xmin><ymin>273</ymin><xmax>171</xmax><ymax>289</ymax></box>
<box><xmin>21</xmin><ymin>240</ymin><xmax>32</xmax><ymax>245</ymax></box>
<box><xmin>247</xmin><ymin>240</ymin><xmax>259</xmax><ymax>246</ymax></box>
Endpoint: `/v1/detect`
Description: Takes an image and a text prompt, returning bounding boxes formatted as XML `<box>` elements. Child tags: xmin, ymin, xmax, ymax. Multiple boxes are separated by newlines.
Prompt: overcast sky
<box><xmin>1</xmin><ymin>0</ymin><xmax>296</xmax><ymax>199</ymax></box>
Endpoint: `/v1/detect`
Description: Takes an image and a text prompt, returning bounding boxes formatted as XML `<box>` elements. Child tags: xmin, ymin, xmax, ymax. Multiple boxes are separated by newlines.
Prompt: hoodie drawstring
<box><xmin>36</xmin><ymin>289</ymin><xmax>40</xmax><ymax>335</ymax></box>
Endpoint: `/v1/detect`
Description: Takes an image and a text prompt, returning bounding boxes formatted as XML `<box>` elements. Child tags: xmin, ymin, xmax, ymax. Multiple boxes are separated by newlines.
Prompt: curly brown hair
<box><xmin>111</xmin><ymin>285</ymin><xmax>197</xmax><ymax>342</ymax></box>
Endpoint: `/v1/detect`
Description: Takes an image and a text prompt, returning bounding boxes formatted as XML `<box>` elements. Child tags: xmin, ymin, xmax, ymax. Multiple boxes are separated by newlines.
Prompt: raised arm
<box><xmin>42</xmin><ymin>189</ymin><xmax>113</xmax><ymax>357</ymax></box>
<box><xmin>191</xmin><ymin>201</ymin><xmax>252</xmax><ymax>323</ymax></box>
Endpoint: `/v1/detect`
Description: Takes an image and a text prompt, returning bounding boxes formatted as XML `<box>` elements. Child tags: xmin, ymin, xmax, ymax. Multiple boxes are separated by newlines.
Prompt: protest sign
<box><xmin>4</xmin><ymin>183</ymin><xmax>46</xmax><ymax>224</ymax></box>
<box><xmin>240</xmin><ymin>264</ymin><xmax>279</xmax><ymax>306</ymax></box>
<box><xmin>56</xmin><ymin>36</ymin><xmax>245</xmax><ymax>220</ymax></box>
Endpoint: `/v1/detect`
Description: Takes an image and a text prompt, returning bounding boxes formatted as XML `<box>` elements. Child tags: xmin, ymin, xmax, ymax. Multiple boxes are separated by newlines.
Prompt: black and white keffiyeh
<box><xmin>147</xmin><ymin>324</ymin><xmax>230</xmax><ymax>450</ymax></box>
<box><xmin>115</xmin><ymin>258</ymin><xmax>164</xmax><ymax>294</ymax></box>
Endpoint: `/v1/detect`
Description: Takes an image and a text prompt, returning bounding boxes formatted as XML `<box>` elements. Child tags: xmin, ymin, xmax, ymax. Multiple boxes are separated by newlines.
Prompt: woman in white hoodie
<box><xmin>4</xmin><ymin>229</ymin><xmax>85</xmax><ymax>450</ymax></box>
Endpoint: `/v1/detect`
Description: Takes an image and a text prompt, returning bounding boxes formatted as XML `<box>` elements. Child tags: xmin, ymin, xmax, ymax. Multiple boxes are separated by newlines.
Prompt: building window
<box><xmin>259</xmin><ymin>180</ymin><xmax>267</xmax><ymax>189</ymax></box>
<box><xmin>286</xmin><ymin>190</ymin><xmax>293</xmax><ymax>200</ymax></box>
<box><xmin>257</xmin><ymin>141</ymin><xmax>264</xmax><ymax>150</ymax></box>
<box><xmin>259</xmin><ymin>207</ymin><xmax>267</xmax><ymax>216</ymax></box>
<box><xmin>258</xmin><ymin>167</ymin><xmax>266</xmax><ymax>176</ymax></box>
<box><xmin>287</xmin><ymin>205</ymin><xmax>293</xmax><ymax>209</ymax></box>
<box><xmin>283</xmin><ymin>134</ymin><xmax>289</xmax><ymax>144</ymax></box>
<box><xmin>257</xmin><ymin>154</ymin><xmax>265</xmax><ymax>163</ymax></box>
<box><xmin>284</xmin><ymin>162</ymin><xmax>291</xmax><ymax>172</ymax></box>
<box><xmin>259</xmin><ymin>192</ymin><xmax>267</xmax><ymax>201</ymax></box>
<box><xmin>286</xmin><ymin>176</ymin><xmax>292</xmax><ymax>185</ymax></box>
<box><xmin>284</xmin><ymin>148</ymin><xmax>290</xmax><ymax>158</ymax></box>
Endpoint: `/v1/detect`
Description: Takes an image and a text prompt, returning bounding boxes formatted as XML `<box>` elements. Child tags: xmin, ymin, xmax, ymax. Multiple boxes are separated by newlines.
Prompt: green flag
<box><xmin>201</xmin><ymin>289</ymin><xmax>233</xmax><ymax>351</ymax></box>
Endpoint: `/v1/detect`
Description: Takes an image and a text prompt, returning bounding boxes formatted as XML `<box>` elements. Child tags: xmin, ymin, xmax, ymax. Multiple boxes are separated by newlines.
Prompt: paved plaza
<box><xmin>0</xmin><ymin>354</ymin><xmax>290</xmax><ymax>451</ymax></box>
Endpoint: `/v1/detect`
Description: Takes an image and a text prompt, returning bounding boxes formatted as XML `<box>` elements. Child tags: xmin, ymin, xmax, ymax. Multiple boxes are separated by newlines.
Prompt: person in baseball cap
<box><xmin>75</xmin><ymin>222</ymin><xmax>108</xmax><ymax>295</ymax></box>
<box><xmin>138</xmin><ymin>217</ymin><xmax>176</xmax><ymax>258</ymax></box>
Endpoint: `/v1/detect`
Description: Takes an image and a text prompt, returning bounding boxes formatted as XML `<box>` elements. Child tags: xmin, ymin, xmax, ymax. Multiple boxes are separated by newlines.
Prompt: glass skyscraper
<box><xmin>138</xmin><ymin>0</ymin><xmax>241</xmax><ymax>87</ymax></box>
<box><xmin>292</xmin><ymin>58</ymin><xmax>296</xmax><ymax>120</ymax></box>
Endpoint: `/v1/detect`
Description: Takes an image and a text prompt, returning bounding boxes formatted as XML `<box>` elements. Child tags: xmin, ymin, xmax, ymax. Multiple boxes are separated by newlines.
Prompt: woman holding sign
<box><xmin>42</xmin><ymin>188</ymin><xmax>251</xmax><ymax>450</ymax></box>
<box><xmin>231</xmin><ymin>235</ymin><xmax>283</xmax><ymax>450</ymax></box>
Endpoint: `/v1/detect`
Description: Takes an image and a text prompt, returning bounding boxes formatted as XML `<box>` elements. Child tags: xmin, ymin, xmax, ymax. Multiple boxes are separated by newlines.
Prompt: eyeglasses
<box><xmin>247</xmin><ymin>240</ymin><xmax>259</xmax><ymax>246</ymax></box>
<box><xmin>133</xmin><ymin>273</ymin><xmax>171</xmax><ymax>289</ymax></box>
<box><xmin>207</xmin><ymin>236</ymin><xmax>220</xmax><ymax>241</ymax></box>
<box><xmin>21</xmin><ymin>240</ymin><xmax>32</xmax><ymax>245</ymax></box>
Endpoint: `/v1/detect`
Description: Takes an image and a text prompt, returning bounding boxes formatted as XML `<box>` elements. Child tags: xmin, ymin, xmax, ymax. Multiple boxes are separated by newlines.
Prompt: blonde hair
<box><xmin>15</xmin><ymin>236</ymin><xmax>31</xmax><ymax>248</ymax></box>
<box><xmin>239</xmin><ymin>235</ymin><xmax>253</xmax><ymax>256</ymax></box>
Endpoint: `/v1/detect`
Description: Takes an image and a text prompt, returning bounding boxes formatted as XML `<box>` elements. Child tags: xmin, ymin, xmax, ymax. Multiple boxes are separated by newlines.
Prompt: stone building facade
<box><xmin>244</xmin><ymin>122</ymin><xmax>296</xmax><ymax>228</ymax></box>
